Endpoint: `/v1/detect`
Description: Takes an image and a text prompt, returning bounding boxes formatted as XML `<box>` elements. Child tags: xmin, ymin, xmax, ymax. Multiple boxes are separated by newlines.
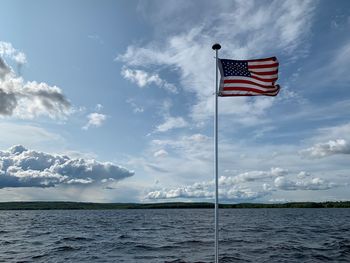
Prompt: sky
<box><xmin>0</xmin><ymin>0</ymin><xmax>350</xmax><ymax>203</ymax></box>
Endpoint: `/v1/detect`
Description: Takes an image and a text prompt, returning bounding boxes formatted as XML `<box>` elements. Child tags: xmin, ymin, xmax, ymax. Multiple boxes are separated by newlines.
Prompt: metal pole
<box><xmin>212</xmin><ymin>43</ymin><xmax>221</xmax><ymax>263</ymax></box>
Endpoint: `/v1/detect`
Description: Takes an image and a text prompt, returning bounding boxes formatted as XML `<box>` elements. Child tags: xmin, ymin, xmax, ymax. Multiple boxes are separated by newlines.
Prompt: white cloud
<box><xmin>95</xmin><ymin>103</ymin><xmax>103</xmax><ymax>111</ymax></box>
<box><xmin>121</xmin><ymin>67</ymin><xmax>177</xmax><ymax>93</ymax></box>
<box><xmin>297</xmin><ymin>171</ymin><xmax>311</xmax><ymax>179</ymax></box>
<box><xmin>274</xmin><ymin>176</ymin><xmax>336</xmax><ymax>191</ymax></box>
<box><xmin>145</xmin><ymin>179</ymin><xmax>268</xmax><ymax>201</ymax></box>
<box><xmin>0</xmin><ymin>41</ymin><xmax>27</xmax><ymax>65</ymax></box>
<box><xmin>151</xmin><ymin>99</ymin><xmax>188</xmax><ymax>133</ymax></box>
<box><xmin>144</xmin><ymin>165</ymin><xmax>339</xmax><ymax>201</ymax></box>
<box><xmin>138</xmin><ymin>132</ymin><xmax>317</xmax><ymax>191</ymax></box>
<box><xmin>309</xmin><ymin>123</ymin><xmax>350</xmax><ymax>143</ymax></box>
<box><xmin>118</xmin><ymin>0</ymin><xmax>316</xmax><ymax>125</ymax></box>
<box><xmin>13</xmin><ymin>52</ymin><xmax>27</xmax><ymax>65</ymax></box>
<box><xmin>220</xmin><ymin>167</ymin><xmax>288</xmax><ymax>185</ymax></box>
<box><xmin>12</xmin><ymin>81</ymin><xmax>71</xmax><ymax>119</ymax></box>
<box><xmin>153</xmin><ymin>149</ymin><xmax>168</xmax><ymax>158</ymax></box>
<box><xmin>0</xmin><ymin>42</ymin><xmax>71</xmax><ymax>119</ymax></box>
<box><xmin>0</xmin><ymin>145</ymin><xmax>134</xmax><ymax>188</ymax></box>
<box><xmin>145</xmin><ymin>167</ymin><xmax>273</xmax><ymax>200</ymax></box>
<box><xmin>300</xmin><ymin>139</ymin><xmax>350</xmax><ymax>158</ymax></box>
<box><xmin>83</xmin><ymin>112</ymin><xmax>107</xmax><ymax>130</ymax></box>
<box><xmin>155</xmin><ymin>116</ymin><xmax>188</xmax><ymax>132</ymax></box>
<box><xmin>145</xmin><ymin>183</ymin><xmax>268</xmax><ymax>202</ymax></box>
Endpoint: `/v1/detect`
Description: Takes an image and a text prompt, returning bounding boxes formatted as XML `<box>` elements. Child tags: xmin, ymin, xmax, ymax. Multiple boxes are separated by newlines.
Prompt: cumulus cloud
<box><xmin>0</xmin><ymin>41</ymin><xmax>27</xmax><ymax>65</ymax></box>
<box><xmin>145</xmin><ymin>167</ymin><xmax>338</xmax><ymax>201</ymax></box>
<box><xmin>0</xmin><ymin>145</ymin><xmax>134</xmax><ymax>188</ymax></box>
<box><xmin>0</xmin><ymin>57</ymin><xmax>10</xmax><ymax>79</ymax></box>
<box><xmin>274</xmin><ymin>176</ymin><xmax>336</xmax><ymax>191</ymax></box>
<box><xmin>297</xmin><ymin>171</ymin><xmax>311</xmax><ymax>179</ymax></box>
<box><xmin>300</xmin><ymin>139</ymin><xmax>350</xmax><ymax>158</ymax></box>
<box><xmin>145</xmin><ymin>181</ymin><xmax>268</xmax><ymax>201</ymax></box>
<box><xmin>83</xmin><ymin>112</ymin><xmax>107</xmax><ymax>130</ymax></box>
<box><xmin>145</xmin><ymin>167</ymin><xmax>285</xmax><ymax>201</ymax></box>
<box><xmin>0</xmin><ymin>41</ymin><xmax>71</xmax><ymax>119</ymax></box>
<box><xmin>220</xmin><ymin>167</ymin><xmax>288</xmax><ymax>185</ymax></box>
<box><xmin>117</xmin><ymin>0</ymin><xmax>316</xmax><ymax>125</ymax></box>
<box><xmin>121</xmin><ymin>67</ymin><xmax>177</xmax><ymax>93</ymax></box>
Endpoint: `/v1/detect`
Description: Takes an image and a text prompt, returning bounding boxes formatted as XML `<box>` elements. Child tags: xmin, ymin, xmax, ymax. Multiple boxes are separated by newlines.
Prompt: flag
<box><xmin>218</xmin><ymin>57</ymin><xmax>280</xmax><ymax>96</ymax></box>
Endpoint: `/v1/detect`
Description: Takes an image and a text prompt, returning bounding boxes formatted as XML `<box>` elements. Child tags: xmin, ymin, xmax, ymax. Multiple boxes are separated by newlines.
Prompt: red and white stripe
<box><xmin>219</xmin><ymin>57</ymin><xmax>280</xmax><ymax>97</ymax></box>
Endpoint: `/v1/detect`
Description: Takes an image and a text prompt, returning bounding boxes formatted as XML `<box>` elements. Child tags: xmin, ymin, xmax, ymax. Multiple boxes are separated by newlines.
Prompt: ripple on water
<box><xmin>0</xmin><ymin>209</ymin><xmax>349</xmax><ymax>263</ymax></box>
<box><xmin>61</xmin><ymin>236</ymin><xmax>94</xmax><ymax>242</ymax></box>
<box><xmin>52</xmin><ymin>245</ymin><xmax>81</xmax><ymax>252</ymax></box>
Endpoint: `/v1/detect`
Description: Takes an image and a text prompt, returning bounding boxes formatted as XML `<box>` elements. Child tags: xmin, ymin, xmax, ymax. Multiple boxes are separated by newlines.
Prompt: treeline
<box><xmin>0</xmin><ymin>201</ymin><xmax>350</xmax><ymax>210</ymax></box>
<box><xmin>221</xmin><ymin>201</ymin><xmax>350</xmax><ymax>208</ymax></box>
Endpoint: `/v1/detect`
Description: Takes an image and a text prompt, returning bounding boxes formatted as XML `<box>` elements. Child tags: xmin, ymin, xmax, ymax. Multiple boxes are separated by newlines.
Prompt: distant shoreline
<box><xmin>0</xmin><ymin>201</ymin><xmax>350</xmax><ymax>210</ymax></box>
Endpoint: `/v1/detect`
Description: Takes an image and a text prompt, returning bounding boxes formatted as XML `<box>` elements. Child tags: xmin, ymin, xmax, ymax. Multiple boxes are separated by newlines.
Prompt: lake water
<box><xmin>0</xmin><ymin>209</ymin><xmax>350</xmax><ymax>262</ymax></box>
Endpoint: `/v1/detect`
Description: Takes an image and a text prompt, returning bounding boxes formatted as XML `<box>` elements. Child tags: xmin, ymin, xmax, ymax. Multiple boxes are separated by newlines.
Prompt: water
<box><xmin>0</xmin><ymin>209</ymin><xmax>350</xmax><ymax>262</ymax></box>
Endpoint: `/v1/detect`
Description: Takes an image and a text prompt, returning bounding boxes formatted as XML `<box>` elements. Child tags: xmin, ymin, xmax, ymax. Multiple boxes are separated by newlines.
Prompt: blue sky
<box><xmin>0</xmin><ymin>0</ymin><xmax>350</xmax><ymax>203</ymax></box>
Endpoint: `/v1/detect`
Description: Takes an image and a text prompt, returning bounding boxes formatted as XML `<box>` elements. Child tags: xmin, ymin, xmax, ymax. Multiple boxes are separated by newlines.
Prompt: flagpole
<box><xmin>212</xmin><ymin>43</ymin><xmax>221</xmax><ymax>263</ymax></box>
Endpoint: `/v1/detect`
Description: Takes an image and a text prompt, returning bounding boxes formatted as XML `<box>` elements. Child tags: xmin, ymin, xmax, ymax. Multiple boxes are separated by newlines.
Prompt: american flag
<box><xmin>218</xmin><ymin>57</ymin><xmax>280</xmax><ymax>96</ymax></box>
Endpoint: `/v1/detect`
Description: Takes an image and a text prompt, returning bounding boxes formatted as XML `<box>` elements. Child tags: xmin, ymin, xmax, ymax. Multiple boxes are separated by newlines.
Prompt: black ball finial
<box><xmin>212</xmin><ymin>43</ymin><xmax>221</xmax><ymax>50</ymax></box>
